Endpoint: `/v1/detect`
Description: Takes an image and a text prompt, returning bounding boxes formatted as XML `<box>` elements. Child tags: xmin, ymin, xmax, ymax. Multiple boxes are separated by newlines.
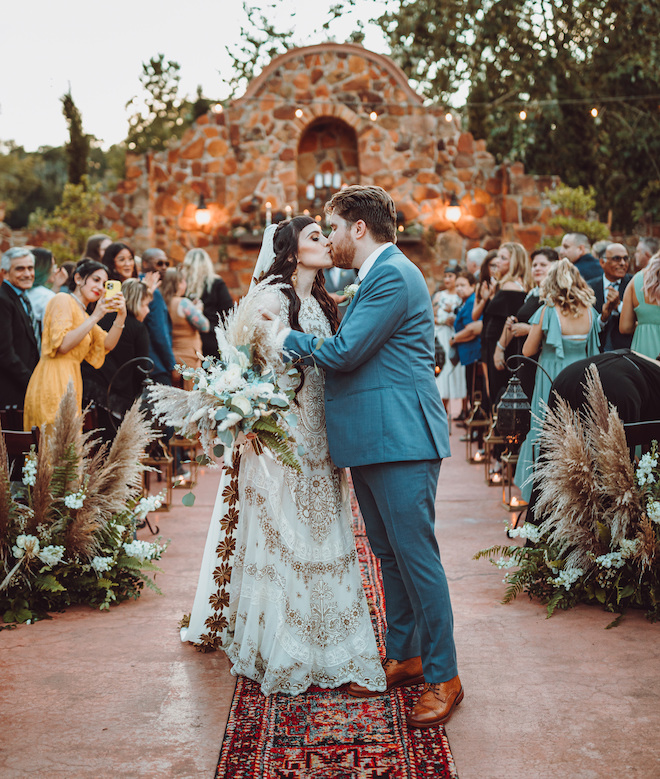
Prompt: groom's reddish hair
<box><xmin>326</xmin><ymin>185</ymin><xmax>397</xmax><ymax>244</ymax></box>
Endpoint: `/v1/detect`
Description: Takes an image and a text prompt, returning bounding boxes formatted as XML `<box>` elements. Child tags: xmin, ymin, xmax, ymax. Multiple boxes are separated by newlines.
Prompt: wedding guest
<box><xmin>633</xmin><ymin>237</ymin><xmax>659</xmax><ymax>272</ymax></box>
<box><xmin>23</xmin><ymin>259</ymin><xmax>127</xmax><ymax>432</ymax></box>
<box><xmin>620</xmin><ymin>250</ymin><xmax>660</xmax><ymax>359</ymax></box>
<box><xmin>0</xmin><ymin>247</ymin><xmax>40</xmax><ymax>412</ymax></box>
<box><xmin>449</xmin><ymin>271</ymin><xmax>483</xmax><ymax>417</ymax></box>
<box><xmin>433</xmin><ymin>262</ymin><xmax>466</xmax><ymax>413</ymax></box>
<box><xmin>160</xmin><ymin>267</ymin><xmax>210</xmax><ymax>384</ymax></box>
<box><xmin>514</xmin><ymin>259</ymin><xmax>600</xmax><ymax>502</ymax></box>
<box><xmin>140</xmin><ymin>248</ymin><xmax>177</xmax><ymax>386</ymax></box>
<box><xmin>558</xmin><ymin>232</ymin><xmax>602</xmax><ymax>281</ymax></box>
<box><xmin>50</xmin><ymin>261</ymin><xmax>76</xmax><ymax>294</ymax></box>
<box><xmin>82</xmin><ymin>234</ymin><xmax>112</xmax><ymax>262</ymax></box>
<box><xmin>182</xmin><ymin>248</ymin><xmax>233</xmax><ymax>358</ymax></box>
<box><xmin>102</xmin><ymin>242</ymin><xmax>138</xmax><ymax>282</ymax></box>
<box><xmin>26</xmin><ymin>247</ymin><xmax>56</xmax><ymax>324</ymax></box>
<box><xmin>465</xmin><ymin>247</ymin><xmax>488</xmax><ymax>280</ymax></box>
<box><xmin>589</xmin><ymin>242</ymin><xmax>633</xmax><ymax>352</ymax></box>
<box><xmin>469</xmin><ymin>250</ymin><xmax>499</xmax><ymax>416</ymax></box>
<box><xmin>324</xmin><ymin>265</ymin><xmax>358</xmax><ymax>319</ymax></box>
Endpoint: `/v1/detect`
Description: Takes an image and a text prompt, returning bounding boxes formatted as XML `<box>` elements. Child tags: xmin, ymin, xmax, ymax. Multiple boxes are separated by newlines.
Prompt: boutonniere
<box><xmin>339</xmin><ymin>283</ymin><xmax>359</xmax><ymax>307</ymax></box>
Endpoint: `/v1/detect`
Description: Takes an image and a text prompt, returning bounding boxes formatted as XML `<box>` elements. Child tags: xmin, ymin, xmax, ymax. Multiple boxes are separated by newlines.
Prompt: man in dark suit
<box><xmin>323</xmin><ymin>266</ymin><xmax>358</xmax><ymax>320</ymax></box>
<box><xmin>559</xmin><ymin>232</ymin><xmax>602</xmax><ymax>281</ymax></box>
<box><xmin>140</xmin><ymin>248</ymin><xmax>177</xmax><ymax>386</ymax></box>
<box><xmin>0</xmin><ymin>247</ymin><xmax>40</xmax><ymax>411</ymax></box>
<box><xmin>589</xmin><ymin>242</ymin><xmax>633</xmax><ymax>352</ymax></box>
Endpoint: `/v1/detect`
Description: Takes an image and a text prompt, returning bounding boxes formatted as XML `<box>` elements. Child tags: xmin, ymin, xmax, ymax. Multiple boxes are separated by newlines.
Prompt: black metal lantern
<box><xmin>496</xmin><ymin>373</ymin><xmax>531</xmax><ymax>444</ymax></box>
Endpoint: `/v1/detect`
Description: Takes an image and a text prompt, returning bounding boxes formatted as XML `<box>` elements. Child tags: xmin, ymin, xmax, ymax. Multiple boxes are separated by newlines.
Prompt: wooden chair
<box><xmin>1</xmin><ymin>425</ymin><xmax>40</xmax><ymax>480</ymax></box>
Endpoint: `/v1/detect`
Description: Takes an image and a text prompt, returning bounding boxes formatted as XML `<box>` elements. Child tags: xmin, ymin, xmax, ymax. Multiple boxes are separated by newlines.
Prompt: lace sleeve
<box><xmin>42</xmin><ymin>294</ymin><xmax>75</xmax><ymax>358</ymax></box>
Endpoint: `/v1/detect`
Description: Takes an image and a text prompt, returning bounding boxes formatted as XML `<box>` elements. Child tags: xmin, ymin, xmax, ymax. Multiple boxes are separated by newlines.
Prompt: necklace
<box><xmin>71</xmin><ymin>292</ymin><xmax>88</xmax><ymax>312</ymax></box>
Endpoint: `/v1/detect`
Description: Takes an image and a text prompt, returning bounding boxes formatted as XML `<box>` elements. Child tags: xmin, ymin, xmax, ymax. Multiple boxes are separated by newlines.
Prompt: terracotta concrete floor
<box><xmin>2</xmin><ymin>416</ymin><xmax>659</xmax><ymax>778</ymax></box>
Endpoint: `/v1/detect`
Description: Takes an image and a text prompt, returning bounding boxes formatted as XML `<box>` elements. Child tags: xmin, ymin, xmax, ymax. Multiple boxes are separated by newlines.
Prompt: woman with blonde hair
<box><xmin>160</xmin><ymin>267</ymin><xmax>210</xmax><ymax>384</ymax></box>
<box><xmin>514</xmin><ymin>258</ymin><xmax>600</xmax><ymax>502</ymax></box>
<box><xmin>620</xmin><ymin>251</ymin><xmax>660</xmax><ymax>359</ymax></box>
<box><xmin>182</xmin><ymin>248</ymin><xmax>233</xmax><ymax>358</ymax></box>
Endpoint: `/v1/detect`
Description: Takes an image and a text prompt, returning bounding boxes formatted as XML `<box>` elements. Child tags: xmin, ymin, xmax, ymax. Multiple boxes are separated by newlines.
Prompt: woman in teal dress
<box><xmin>514</xmin><ymin>260</ymin><xmax>600</xmax><ymax>502</ymax></box>
<box><xmin>620</xmin><ymin>252</ymin><xmax>660</xmax><ymax>360</ymax></box>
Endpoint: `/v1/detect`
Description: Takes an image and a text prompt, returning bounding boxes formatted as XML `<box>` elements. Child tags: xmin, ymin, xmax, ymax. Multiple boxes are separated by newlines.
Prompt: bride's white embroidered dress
<box><xmin>181</xmin><ymin>292</ymin><xmax>386</xmax><ymax>696</ymax></box>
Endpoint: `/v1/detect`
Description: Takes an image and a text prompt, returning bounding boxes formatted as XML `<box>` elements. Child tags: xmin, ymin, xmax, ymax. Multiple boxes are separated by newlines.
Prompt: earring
<box><xmin>291</xmin><ymin>271</ymin><xmax>298</xmax><ymax>287</ymax></box>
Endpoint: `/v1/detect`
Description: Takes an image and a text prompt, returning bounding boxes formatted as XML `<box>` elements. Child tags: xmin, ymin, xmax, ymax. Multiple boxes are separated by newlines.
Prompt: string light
<box><xmin>369</xmin><ymin>111</ymin><xmax>378</xmax><ymax>121</ymax></box>
<box><xmin>445</xmin><ymin>112</ymin><xmax>453</xmax><ymax>122</ymax></box>
<box><xmin>519</xmin><ymin>110</ymin><xmax>527</xmax><ymax>120</ymax></box>
<box><xmin>295</xmin><ymin>108</ymin><xmax>303</xmax><ymax>118</ymax></box>
<box><xmin>590</xmin><ymin>107</ymin><xmax>599</xmax><ymax>117</ymax></box>
<box><xmin>212</xmin><ymin>103</ymin><xmax>224</xmax><ymax>114</ymax></box>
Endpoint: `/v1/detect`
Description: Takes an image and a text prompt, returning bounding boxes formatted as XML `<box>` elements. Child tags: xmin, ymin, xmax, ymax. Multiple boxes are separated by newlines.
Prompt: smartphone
<box><xmin>105</xmin><ymin>280</ymin><xmax>122</xmax><ymax>299</ymax></box>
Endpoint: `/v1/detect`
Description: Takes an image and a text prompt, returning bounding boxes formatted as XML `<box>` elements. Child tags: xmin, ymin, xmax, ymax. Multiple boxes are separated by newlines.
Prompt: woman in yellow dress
<box><xmin>24</xmin><ymin>259</ymin><xmax>127</xmax><ymax>431</ymax></box>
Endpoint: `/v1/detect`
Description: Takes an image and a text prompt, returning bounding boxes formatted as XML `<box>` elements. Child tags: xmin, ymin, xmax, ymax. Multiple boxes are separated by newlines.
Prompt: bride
<box><xmin>181</xmin><ymin>216</ymin><xmax>387</xmax><ymax>696</ymax></box>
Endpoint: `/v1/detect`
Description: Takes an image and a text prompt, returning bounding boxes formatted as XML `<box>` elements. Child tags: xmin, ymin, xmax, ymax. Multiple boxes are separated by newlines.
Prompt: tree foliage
<box><xmin>61</xmin><ymin>90</ymin><xmax>89</xmax><ymax>185</ymax></box>
<box><xmin>545</xmin><ymin>185</ymin><xmax>611</xmax><ymax>246</ymax></box>
<box><xmin>125</xmin><ymin>54</ymin><xmax>191</xmax><ymax>154</ymax></box>
<box><xmin>377</xmin><ymin>0</ymin><xmax>660</xmax><ymax>231</ymax></box>
<box><xmin>29</xmin><ymin>176</ymin><xmax>106</xmax><ymax>263</ymax></box>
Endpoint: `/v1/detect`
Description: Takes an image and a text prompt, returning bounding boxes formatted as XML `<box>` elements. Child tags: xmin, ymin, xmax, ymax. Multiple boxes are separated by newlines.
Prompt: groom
<box><xmin>283</xmin><ymin>185</ymin><xmax>462</xmax><ymax>728</ymax></box>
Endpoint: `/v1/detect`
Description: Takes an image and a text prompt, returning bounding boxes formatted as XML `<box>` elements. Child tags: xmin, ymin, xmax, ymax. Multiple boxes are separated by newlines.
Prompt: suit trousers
<box><xmin>351</xmin><ymin>459</ymin><xmax>458</xmax><ymax>683</ymax></box>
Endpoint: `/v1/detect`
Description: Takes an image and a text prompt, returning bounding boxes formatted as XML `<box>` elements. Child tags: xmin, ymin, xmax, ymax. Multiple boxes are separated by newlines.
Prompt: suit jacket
<box><xmin>323</xmin><ymin>268</ymin><xmax>358</xmax><ymax>294</ymax></box>
<box><xmin>0</xmin><ymin>282</ymin><xmax>41</xmax><ymax>408</ymax></box>
<box><xmin>590</xmin><ymin>274</ymin><xmax>633</xmax><ymax>351</ymax></box>
<box><xmin>574</xmin><ymin>253</ymin><xmax>602</xmax><ymax>282</ymax></box>
<box><xmin>285</xmin><ymin>245</ymin><xmax>450</xmax><ymax>468</ymax></box>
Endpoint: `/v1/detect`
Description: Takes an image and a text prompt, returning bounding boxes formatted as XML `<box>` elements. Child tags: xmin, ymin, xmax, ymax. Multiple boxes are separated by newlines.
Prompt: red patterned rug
<box><xmin>215</xmin><ymin>491</ymin><xmax>458</xmax><ymax>779</ymax></box>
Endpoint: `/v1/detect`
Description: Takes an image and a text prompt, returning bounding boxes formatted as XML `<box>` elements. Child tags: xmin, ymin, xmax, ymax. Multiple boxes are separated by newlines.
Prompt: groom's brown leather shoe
<box><xmin>347</xmin><ymin>656</ymin><xmax>424</xmax><ymax>698</ymax></box>
<box><xmin>406</xmin><ymin>676</ymin><xmax>464</xmax><ymax>728</ymax></box>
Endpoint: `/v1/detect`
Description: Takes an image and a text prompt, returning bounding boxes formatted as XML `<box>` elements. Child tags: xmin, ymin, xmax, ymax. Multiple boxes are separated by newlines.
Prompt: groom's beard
<box><xmin>331</xmin><ymin>237</ymin><xmax>356</xmax><ymax>269</ymax></box>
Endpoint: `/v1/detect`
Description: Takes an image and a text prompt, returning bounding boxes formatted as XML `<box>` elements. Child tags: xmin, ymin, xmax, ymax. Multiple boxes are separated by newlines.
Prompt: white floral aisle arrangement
<box><xmin>149</xmin><ymin>280</ymin><xmax>302</xmax><ymax>500</ymax></box>
<box><xmin>0</xmin><ymin>387</ymin><xmax>168</xmax><ymax>625</ymax></box>
<box><xmin>476</xmin><ymin>365</ymin><xmax>660</xmax><ymax>625</ymax></box>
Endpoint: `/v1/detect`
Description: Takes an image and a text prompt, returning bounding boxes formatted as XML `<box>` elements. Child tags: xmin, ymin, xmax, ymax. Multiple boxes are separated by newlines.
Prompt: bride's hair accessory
<box><xmin>250</xmin><ymin>223</ymin><xmax>278</xmax><ymax>291</ymax></box>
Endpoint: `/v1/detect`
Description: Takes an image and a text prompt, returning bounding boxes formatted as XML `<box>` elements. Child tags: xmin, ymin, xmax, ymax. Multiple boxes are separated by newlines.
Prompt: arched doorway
<box><xmin>297</xmin><ymin>118</ymin><xmax>359</xmax><ymax>216</ymax></box>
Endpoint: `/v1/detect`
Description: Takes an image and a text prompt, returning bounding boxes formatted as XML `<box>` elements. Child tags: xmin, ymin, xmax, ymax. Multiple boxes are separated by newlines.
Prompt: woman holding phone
<box><xmin>23</xmin><ymin>259</ymin><xmax>127</xmax><ymax>432</ymax></box>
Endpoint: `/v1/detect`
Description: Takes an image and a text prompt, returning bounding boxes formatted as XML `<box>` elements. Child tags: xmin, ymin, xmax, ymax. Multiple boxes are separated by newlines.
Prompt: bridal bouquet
<box><xmin>149</xmin><ymin>280</ymin><xmax>302</xmax><ymax>477</ymax></box>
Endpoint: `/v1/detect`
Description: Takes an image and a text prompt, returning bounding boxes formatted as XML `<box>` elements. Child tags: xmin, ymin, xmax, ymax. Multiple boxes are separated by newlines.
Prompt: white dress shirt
<box><xmin>358</xmin><ymin>242</ymin><xmax>394</xmax><ymax>283</ymax></box>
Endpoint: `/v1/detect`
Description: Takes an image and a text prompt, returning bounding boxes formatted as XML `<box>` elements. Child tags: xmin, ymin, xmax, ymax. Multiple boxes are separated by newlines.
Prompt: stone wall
<box><xmin>94</xmin><ymin>43</ymin><xmax>568</xmax><ymax>293</ymax></box>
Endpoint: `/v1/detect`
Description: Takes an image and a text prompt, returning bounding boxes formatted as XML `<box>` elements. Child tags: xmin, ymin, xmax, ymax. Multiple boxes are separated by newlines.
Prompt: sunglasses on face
<box><xmin>155</xmin><ymin>260</ymin><xmax>170</xmax><ymax>268</ymax></box>
<box><xmin>607</xmin><ymin>256</ymin><xmax>629</xmax><ymax>263</ymax></box>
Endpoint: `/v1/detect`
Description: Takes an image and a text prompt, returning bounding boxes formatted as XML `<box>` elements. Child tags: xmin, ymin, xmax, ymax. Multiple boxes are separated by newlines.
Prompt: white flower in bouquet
<box><xmin>123</xmin><ymin>539</ymin><xmax>166</xmax><ymax>562</ymax></box>
<box><xmin>12</xmin><ymin>534</ymin><xmax>40</xmax><ymax>559</ymax></box>
<box><xmin>22</xmin><ymin>453</ymin><xmax>37</xmax><ymax>487</ymax></box>
<box><xmin>636</xmin><ymin>453</ymin><xmax>658</xmax><ymax>486</ymax></box>
<box><xmin>91</xmin><ymin>556</ymin><xmax>114</xmax><ymax>573</ymax></box>
<box><xmin>339</xmin><ymin>283</ymin><xmax>359</xmax><ymax>306</ymax></box>
<box><xmin>64</xmin><ymin>489</ymin><xmax>86</xmax><ymax>509</ymax></box>
<box><xmin>551</xmin><ymin>567</ymin><xmax>584</xmax><ymax>590</ymax></box>
<box><xmin>648</xmin><ymin>500</ymin><xmax>660</xmax><ymax>524</ymax></box>
<box><xmin>134</xmin><ymin>494</ymin><xmax>163</xmax><ymax>519</ymax></box>
<box><xmin>37</xmin><ymin>545</ymin><xmax>65</xmax><ymax>567</ymax></box>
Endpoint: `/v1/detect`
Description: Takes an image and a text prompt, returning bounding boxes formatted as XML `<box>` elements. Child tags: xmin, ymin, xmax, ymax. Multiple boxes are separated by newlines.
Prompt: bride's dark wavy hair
<box><xmin>266</xmin><ymin>216</ymin><xmax>339</xmax><ymax>334</ymax></box>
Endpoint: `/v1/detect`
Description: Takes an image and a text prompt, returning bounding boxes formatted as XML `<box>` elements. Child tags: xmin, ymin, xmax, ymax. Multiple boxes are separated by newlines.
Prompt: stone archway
<box><xmin>297</xmin><ymin>118</ymin><xmax>359</xmax><ymax>213</ymax></box>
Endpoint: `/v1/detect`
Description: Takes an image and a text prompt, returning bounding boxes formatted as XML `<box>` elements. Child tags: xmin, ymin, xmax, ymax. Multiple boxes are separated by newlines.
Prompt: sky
<box><xmin>0</xmin><ymin>0</ymin><xmax>393</xmax><ymax>152</ymax></box>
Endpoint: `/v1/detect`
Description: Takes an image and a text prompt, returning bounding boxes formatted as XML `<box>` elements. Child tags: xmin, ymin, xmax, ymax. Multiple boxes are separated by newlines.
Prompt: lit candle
<box><xmin>332</xmin><ymin>172</ymin><xmax>341</xmax><ymax>189</ymax></box>
<box><xmin>314</xmin><ymin>173</ymin><xmax>323</xmax><ymax>189</ymax></box>
<box><xmin>323</xmin><ymin>171</ymin><xmax>332</xmax><ymax>188</ymax></box>
<box><xmin>265</xmin><ymin>201</ymin><xmax>272</xmax><ymax>226</ymax></box>
<box><xmin>306</xmin><ymin>184</ymin><xmax>315</xmax><ymax>201</ymax></box>
<box><xmin>285</xmin><ymin>205</ymin><xmax>292</xmax><ymax>220</ymax></box>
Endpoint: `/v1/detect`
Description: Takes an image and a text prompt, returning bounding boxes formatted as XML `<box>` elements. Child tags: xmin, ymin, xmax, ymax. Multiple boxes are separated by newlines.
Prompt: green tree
<box><xmin>126</xmin><ymin>54</ymin><xmax>192</xmax><ymax>154</ymax></box>
<box><xmin>62</xmin><ymin>90</ymin><xmax>90</xmax><ymax>185</ymax></box>
<box><xmin>377</xmin><ymin>0</ymin><xmax>660</xmax><ymax>231</ymax></box>
<box><xmin>29</xmin><ymin>176</ymin><xmax>106</xmax><ymax>263</ymax></box>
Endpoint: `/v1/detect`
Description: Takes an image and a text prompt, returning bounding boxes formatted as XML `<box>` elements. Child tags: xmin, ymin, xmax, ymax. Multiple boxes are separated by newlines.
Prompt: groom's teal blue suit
<box><xmin>284</xmin><ymin>244</ymin><xmax>457</xmax><ymax>683</ymax></box>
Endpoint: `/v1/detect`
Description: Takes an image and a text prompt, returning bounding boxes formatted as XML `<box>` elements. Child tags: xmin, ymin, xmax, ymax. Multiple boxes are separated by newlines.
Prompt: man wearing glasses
<box><xmin>589</xmin><ymin>242</ymin><xmax>633</xmax><ymax>352</ymax></box>
<box><xmin>141</xmin><ymin>248</ymin><xmax>177</xmax><ymax>385</ymax></box>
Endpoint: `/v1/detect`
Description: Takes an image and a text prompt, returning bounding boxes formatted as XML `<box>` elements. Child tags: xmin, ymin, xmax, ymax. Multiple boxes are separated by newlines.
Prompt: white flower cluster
<box><xmin>647</xmin><ymin>500</ymin><xmax>660</xmax><ymax>524</ymax></box>
<box><xmin>12</xmin><ymin>534</ymin><xmax>40</xmax><ymax>559</ymax></box>
<box><xmin>134</xmin><ymin>494</ymin><xmax>163</xmax><ymax>519</ymax></box>
<box><xmin>22</xmin><ymin>454</ymin><xmax>37</xmax><ymax>487</ymax></box>
<box><xmin>38</xmin><ymin>545</ymin><xmax>65</xmax><ymax>567</ymax></box>
<box><xmin>91</xmin><ymin>556</ymin><xmax>114</xmax><ymax>573</ymax></box>
<box><xmin>64</xmin><ymin>489</ymin><xmax>86</xmax><ymax>509</ymax></box>
<box><xmin>123</xmin><ymin>539</ymin><xmax>162</xmax><ymax>562</ymax></box>
<box><xmin>636</xmin><ymin>453</ymin><xmax>658</xmax><ymax>487</ymax></box>
<box><xmin>551</xmin><ymin>567</ymin><xmax>584</xmax><ymax>590</ymax></box>
<box><xmin>495</xmin><ymin>557</ymin><xmax>518</xmax><ymax>569</ymax></box>
<box><xmin>507</xmin><ymin>523</ymin><xmax>542</xmax><ymax>543</ymax></box>
<box><xmin>594</xmin><ymin>551</ymin><xmax>625</xmax><ymax>569</ymax></box>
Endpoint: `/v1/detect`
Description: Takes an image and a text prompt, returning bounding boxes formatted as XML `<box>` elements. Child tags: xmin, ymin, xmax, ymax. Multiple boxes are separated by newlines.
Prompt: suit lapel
<box><xmin>4</xmin><ymin>284</ymin><xmax>38</xmax><ymax>349</ymax></box>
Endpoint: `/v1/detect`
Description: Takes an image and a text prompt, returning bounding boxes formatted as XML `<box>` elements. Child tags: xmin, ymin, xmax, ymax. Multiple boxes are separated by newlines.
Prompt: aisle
<box><xmin>2</xmin><ymin>421</ymin><xmax>659</xmax><ymax>778</ymax></box>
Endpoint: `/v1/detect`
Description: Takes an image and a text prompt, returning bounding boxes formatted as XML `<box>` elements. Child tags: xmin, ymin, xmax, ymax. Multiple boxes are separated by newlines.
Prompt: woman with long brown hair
<box><xmin>180</xmin><ymin>216</ymin><xmax>386</xmax><ymax>698</ymax></box>
<box><xmin>620</xmin><ymin>250</ymin><xmax>660</xmax><ymax>359</ymax></box>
